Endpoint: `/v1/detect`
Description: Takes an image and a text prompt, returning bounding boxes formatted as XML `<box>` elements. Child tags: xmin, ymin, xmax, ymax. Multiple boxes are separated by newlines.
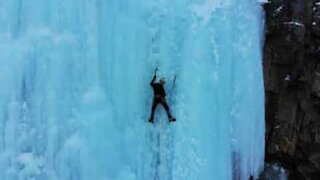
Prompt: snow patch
<box><xmin>16</xmin><ymin>153</ymin><xmax>45</xmax><ymax>177</ymax></box>
<box><xmin>189</xmin><ymin>0</ymin><xmax>228</xmax><ymax>24</ymax></box>
<box><xmin>283</xmin><ymin>21</ymin><xmax>305</xmax><ymax>27</ymax></box>
<box><xmin>64</xmin><ymin>133</ymin><xmax>82</xmax><ymax>150</ymax></box>
<box><xmin>285</xmin><ymin>75</ymin><xmax>290</xmax><ymax>81</ymax></box>
<box><xmin>81</xmin><ymin>86</ymin><xmax>108</xmax><ymax>111</ymax></box>
<box><xmin>275</xmin><ymin>6</ymin><xmax>283</xmax><ymax>13</ymax></box>
<box><xmin>82</xmin><ymin>87</ymin><xmax>106</xmax><ymax>104</ymax></box>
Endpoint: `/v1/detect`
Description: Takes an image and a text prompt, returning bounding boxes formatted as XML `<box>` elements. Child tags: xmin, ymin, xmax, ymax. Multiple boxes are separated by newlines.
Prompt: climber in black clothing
<box><xmin>149</xmin><ymin>68</ymin><xmax>176</xmax><ymax>123</ymax></box>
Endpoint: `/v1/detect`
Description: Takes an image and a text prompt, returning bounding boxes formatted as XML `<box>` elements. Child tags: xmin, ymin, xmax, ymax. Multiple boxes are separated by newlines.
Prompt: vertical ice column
<box><xmin>0</xmin><ymin>0</ymin><xmax>102</xmax><ymax>179</ymax></box>
<box><xmin>228</xmin><ymin>1</ymin><xmax>265</xmax><ymax>179</ymax></box>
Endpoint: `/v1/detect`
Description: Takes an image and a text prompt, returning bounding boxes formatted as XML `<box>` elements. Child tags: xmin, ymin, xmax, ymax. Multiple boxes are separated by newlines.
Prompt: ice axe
<box><xmin>172</xmin><ymin>75</ymin><xmax>177</xmax><ymax>90</ymax></box>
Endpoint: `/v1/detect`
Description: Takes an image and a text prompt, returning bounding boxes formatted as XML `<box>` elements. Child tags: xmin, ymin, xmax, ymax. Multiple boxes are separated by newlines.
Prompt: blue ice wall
<box><xmin>0</xmin><ymin>0</ymin><xmax>265</xmax><ymax>179</ymax></box>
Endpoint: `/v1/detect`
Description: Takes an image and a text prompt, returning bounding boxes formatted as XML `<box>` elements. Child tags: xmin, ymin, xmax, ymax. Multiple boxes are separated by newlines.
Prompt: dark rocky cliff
<box><xmin>263</xmin><ymin>0</ymin><xmax>320</xmax><ymax>179</ymax></box>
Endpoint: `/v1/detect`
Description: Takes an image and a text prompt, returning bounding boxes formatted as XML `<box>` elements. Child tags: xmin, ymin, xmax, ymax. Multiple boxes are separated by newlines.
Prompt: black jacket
<box><xmin>150</xmin><ymin>76</ymin><xmax>166</xmax><ymax>97</ymax></box>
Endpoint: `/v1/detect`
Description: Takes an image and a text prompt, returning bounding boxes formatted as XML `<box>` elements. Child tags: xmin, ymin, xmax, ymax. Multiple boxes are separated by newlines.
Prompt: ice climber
<box><xmin>148</xmin><ymin>68</ymin><xmax>176</xmax><ymax>123</ymax></box>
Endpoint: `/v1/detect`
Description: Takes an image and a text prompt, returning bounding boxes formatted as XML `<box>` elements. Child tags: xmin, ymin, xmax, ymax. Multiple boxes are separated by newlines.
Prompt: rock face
<box><xmin>264</xmin><ymin>0</ymin><xmax>320</xmax><ymax>179</ymax></box>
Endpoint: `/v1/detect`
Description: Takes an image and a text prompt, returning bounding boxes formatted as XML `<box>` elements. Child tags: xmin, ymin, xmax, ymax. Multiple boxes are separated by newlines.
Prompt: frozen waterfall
<box><xmin>0</xmin><ymin>0</ymin><xmax>265</xmax><ymax>179</ymax></box>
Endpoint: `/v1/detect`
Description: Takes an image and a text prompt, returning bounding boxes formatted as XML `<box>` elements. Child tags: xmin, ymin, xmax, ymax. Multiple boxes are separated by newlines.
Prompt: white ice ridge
<box><xmin>257</xmin><ymin>0</ymin><xmax>269</xmax><ymax>4</ymax></box>
<box><xmin>283</xmin><ymin>21</ymin><xmax>305</xmax><ymax>27</ymax></box>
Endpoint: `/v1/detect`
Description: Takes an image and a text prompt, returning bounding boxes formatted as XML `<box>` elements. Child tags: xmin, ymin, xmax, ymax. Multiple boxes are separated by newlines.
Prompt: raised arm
<box><xmin>150</xmin><ymin>68</ymin><xmax>158</xmax><ymax>86</ymax></box>
<box><xmin>150</xmin><ymin>75</ymin><xmax>156</xmax><ymax>86</ymax></box>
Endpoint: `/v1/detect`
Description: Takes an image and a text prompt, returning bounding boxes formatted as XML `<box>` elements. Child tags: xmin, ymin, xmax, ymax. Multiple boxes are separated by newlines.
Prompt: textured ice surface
<box><xmin>0</xmin><ymin>0</ymin><xmax>265</xmax><ymax>179</ymax></box>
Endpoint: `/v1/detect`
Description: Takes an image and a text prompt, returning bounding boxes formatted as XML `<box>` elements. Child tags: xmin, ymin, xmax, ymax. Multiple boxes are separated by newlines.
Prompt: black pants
<box><xmin>150</xmin><ymin>96</ymin><xmax>173</xmax><ymax>120</ymax></box>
